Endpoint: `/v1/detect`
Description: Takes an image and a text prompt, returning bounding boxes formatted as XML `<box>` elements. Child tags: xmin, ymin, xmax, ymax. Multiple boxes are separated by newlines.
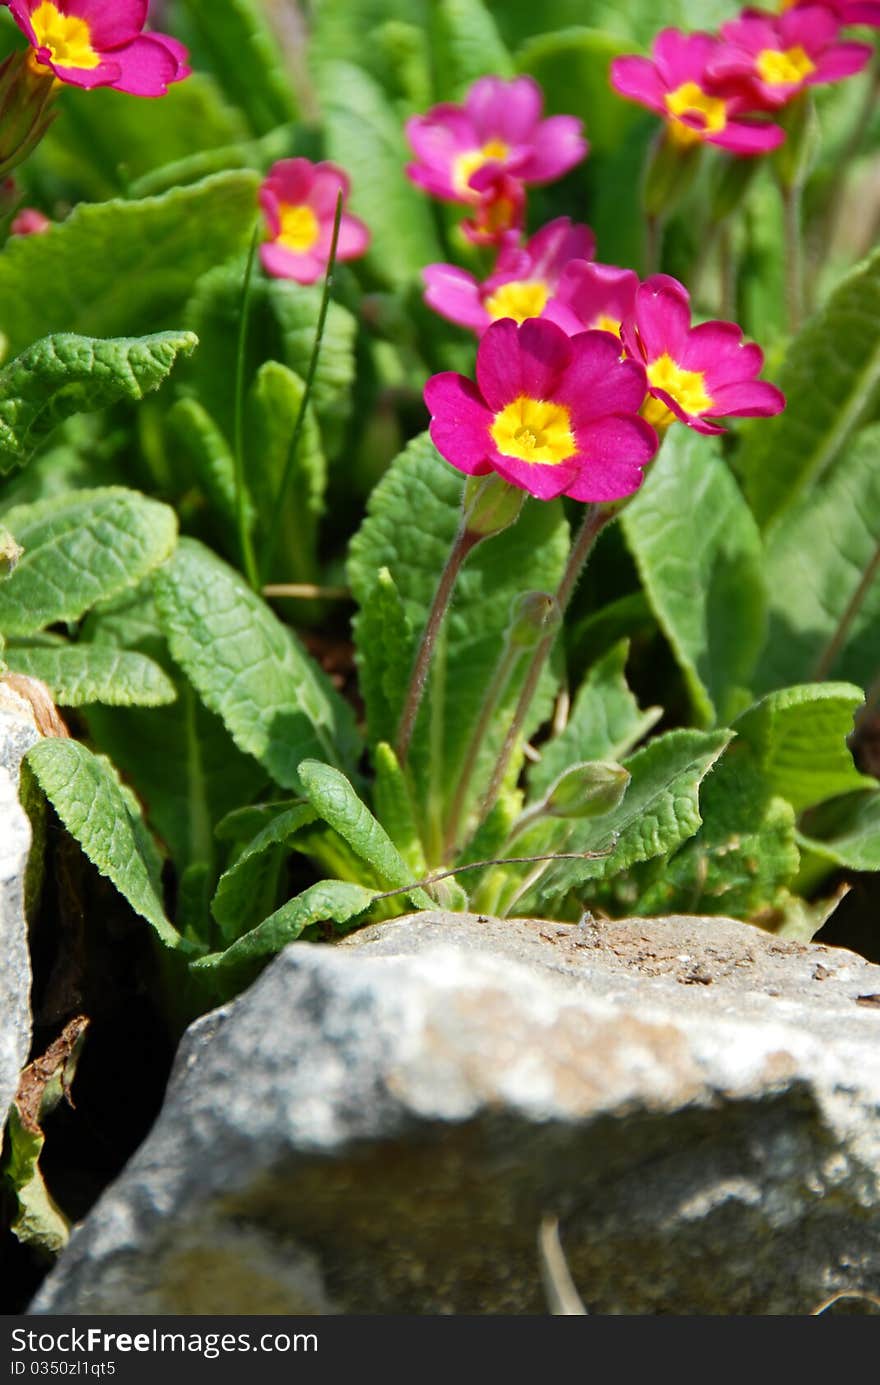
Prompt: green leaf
<box><xmin>0</xmin><ymin>331</ymin><xmax>197</xmax><ymax>476</ymax></box>
<box><xmin>757</xmin><ymin>426</ymin><xmax>880</xmax><ymax>691</ymax></box>
<box><xmin>372</xmin><ymin>741</ymin><xmax>427</xmax><ymax>874</ymax></box>
<box><xmin>26</xmin><ymin>739</ymin><xmax>187</xmax><ymax>952</ymax></box>
<box><xmin>528</xmin><ymin>640</ymin><xmax>661</xmax><ymax>799</ymax></box>
<box><xmin>246</xmin><ymin>361</ymin><xmax>326</xmax><ymax>584</ymax></box>
<box><xmin>0</xmin><ymin>172</ymin><xmax>260</xmax><ymax>358</ymax></box>
<box><xmin>798</xmin><ymin>790</ymin><xmax>880</xmax><ymax>872</ymax></box>
<box><xmin>353</xmin><ymin>566</ymin><xmax>415</xmax><ymax>749</ymax></box>
<box><xmin>191</xmin><ymin>880</ymin><xmax>375</xmax><ymax>974</ymax></box>
<box><xmin>621</xmin><ymin>429</ymin><xmax>766</xmax><ymax>726</ymax></box>
<box><xmin>517</xmin><ymin>27</ymin><xmax>639</xmax><ymax>154</ymax></box>
<box><xmin>155</xmin><ymin>539</ymin><xmax>360</xmax><ymax>790</ymax></box>
<box><xmin>740</xmin><ymin>245</ymin><xmax>880</xmax><ymax>530</ymax></box>
<box><xmin>525</xmin><ymin>728</ymin><xmax>732</xmax><ymax>906</ymax></box>
<box><xmin>348</xmin><ymin>434</ymin><xmax>569</xmax><ymax>854</ymax></box>
<box><xmin>166</xmin><ymin>397</ymin><xmax>239</xmax><ymax>533</ymax></box>
<box><xmin>179</xmin><ymin>0</ymin><xmax>298</xmax><ymax>134</ymax></box>
<box><xmin>732</xmin><ymin>683</ymin><xmax>872</xmax><ymax>812</ymax></box>
<box><xmin>3</xmin><ymin>645</ymin><xmax>176</xmax><ymax>707</ymax></box>
<box><xmin>430</xmin><ymin>0</ymin><xmax>514</xmax><ymax>98</ymax></box>
<box><xmin>298</xmin><ymin>759</ymin><xmax>433</xmax><ymax>909</ymax></box>
<box><xmin>0</xmin><ymin>488</ymin><xmax>177</xmax><ymax>638</ymax></box>
<box><xmin>316</xmin><ymin>62</ymin><xmax>442</xmax><ymax>288</ymax></box>
<box><xmin>3</xmin><ymin>1104</ymin><xmax>69</xmax><ymax>1255</ymax></box>
<box><xmin>212</xmin><ymin>804</ymin><xmax>317</xmax><ymax>943</ymax></box>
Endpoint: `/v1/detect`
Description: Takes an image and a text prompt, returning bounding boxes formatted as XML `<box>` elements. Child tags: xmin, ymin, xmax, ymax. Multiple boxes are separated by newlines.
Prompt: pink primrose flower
<box><xmin>424</xmin><ymin>317</ymin><xmax>658</xmax><ymax>503</ymax></box>
<box><xmin>783</xmin><ymin>0</ymin><xmax>880</xmax><ymax>26</ymax></box>
<box><xmin>544</xmin><ymin>261</ymin><xmax>640</xmax><ymax>340</ymax></box>
<box><xmin>405</xmin><ymin>75</ymin><xmax>588</xmax><ymax>206</ymax></box>
<box><xmin>709</xmin><ymin>7</ymin><xmax>872</xmax><ymax>109</ymax></box>
<box><xmin>621</xmin><ymin>274</ymin><xmax>786</xmax><ymax>435</ymax></box>
<box><xmin>10</xmin><ymin>206</ymin><xmax>50</xmax><ymax>234</ymax></box>
<box><xmin>611</xmin><ymin>28</ymin><xmax>785</xmax><ymax>155</ymax></box>
<box><xmin>259</xmin><ymin>159</ymin><xmax>370</xmax><ymax>285</ymax></box>
<box><xmin>423</xmin><ymin>218</ymin><xmax>596</xmax><ymax>334</ymax></box>
<box><xmin>8</xmin><ymin>0</ymin><xmax>190</xmax><ymax>96</ymax></box>
<box><xmin>458</xmin><ymin>165</ymin><xmax>526</xmax><ymax>247</ymax></box>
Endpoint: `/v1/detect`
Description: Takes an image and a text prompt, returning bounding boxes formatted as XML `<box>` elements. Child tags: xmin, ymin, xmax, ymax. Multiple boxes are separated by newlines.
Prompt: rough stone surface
<box><xmin>30</xmin><ymin>912</ymin><xmax>880</xmax><ymax>1316</ymax></box>
<box><xmin>0</xmin><ymin>684</ymin><xmax>41</xmax><ymax>1151</ymax></box>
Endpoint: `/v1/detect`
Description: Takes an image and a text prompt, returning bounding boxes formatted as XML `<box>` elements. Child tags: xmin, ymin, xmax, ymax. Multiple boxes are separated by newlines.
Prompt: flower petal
<box><xmin>517</xmin><ymin>115</ymin><xmax>589</xmax><ymax>183</ymax></box>
<box><xmin>709</xmin><ymin>119</ymin><xmax>784</xmax><ymax>155</ymax></box>
<box><xmin>260</xmin><ymin>242</ymin><xmax>323</xmax><ymax>284</ymax></box>
<box><xmin>610</xmin><ymin>55</ymin><xmax>667</xmax><ymax>112</ymax></box>
<box><xmin>489</xmin><ymin>453</ymin><xmax>579</xmax><ymax>499</ymax></box>
<box><xmin>106</xmin><ymin>35</ymin><xmax>181</xmax><ymax>96</ymax></box>
<box><xmin>465</xmin><ymin>75</ymin><xmax>543</xmax><ymax>143</ymax></box>
<box><xmin>63</xmin><ymin>0</ymin><xmax>148</xmax><ymax>48</ymax></box>
<box><xmin>635</xmin><ymin>275</ymin><xmax>692</xmax><ymax>360</ymax></box>
<box><xmin>708</xmin><ymin>380</ymin><xmax>786</xmax><ymax>418</ymax></box>
<box><xmin>425</xmin><ymin>373</ymin><xmax>495</xmax><ymax>476</ymax></box>
<box><xmin>557</xmin><ymin>331</ymin><xmax>649</xmax><ymax>422</ymax></box>
<box><xmin>423</xmin><ymin>264</ymin><xmax>488</xmax><ymax>332</ymax></box>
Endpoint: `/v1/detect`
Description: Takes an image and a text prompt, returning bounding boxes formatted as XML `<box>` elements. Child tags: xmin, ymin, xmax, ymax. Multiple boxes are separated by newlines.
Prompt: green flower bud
<box><xmin>462</xmin><ymin>474</ymin><xmax>525</xmax><ymax>539</ymax></box>
<box><xmin>506</xmin><ymin>592</ymin><xmax>561</xmax><ymax>650</ymax></box>
<box><xmin>544</xmin><ymin>760</ymin><xmax>630</xmax><ymax>820</ymax></box>
<box><xmin>642</xmin><ymin>128</ymin><xmax>702</xmax><ymax>221</ymax></box>
<box><xmin>0</xmin><ymin>53</ymin><xmax>58</xmax><ymax>182</ymax></box>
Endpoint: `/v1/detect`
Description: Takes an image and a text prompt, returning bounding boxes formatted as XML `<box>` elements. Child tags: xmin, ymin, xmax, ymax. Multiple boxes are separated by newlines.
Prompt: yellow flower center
<box><xmin>645</xmin><ymin>353</ymin><xmax>714</xmax><ymax>426</ymax></box>
<box><xmin>593</xmin><ymin>314</ymin><xmax>622</xmax><ymax>338</ymax></box>
<box><xmin>453</xmin><ymin>139</ymin><xmax>510</xmax><ymax>198</ymax></box>
<box><xmin>664</xmin><ymin>81</ymin><xmax>727</xmax><ymax>147</ymax></box>
<box><xmin>755</xmin><ymin>45</ymin><xmax>816</xmax><ymax>86</ymax></box>
<box><xmin>490</xmin><ymin>396</ymin><xmax>576</xmax><ymax>466</ymax></box>
<box><xmin>484</xmin><ymin>280</ymin><xmax>550</xmax><ymax>324</ymax></box>
<box><xmin>29</xmin><ymin>1</ymin><xmax>100</xmax><ymax>70</ymax></box>
<box><xmin>277</xmin><ymin>203</ymin><xmax>320</xmax><ymax>254</ymax></box>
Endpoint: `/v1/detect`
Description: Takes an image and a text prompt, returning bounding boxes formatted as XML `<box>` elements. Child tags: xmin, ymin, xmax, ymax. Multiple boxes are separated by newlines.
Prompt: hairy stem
<box><xmin>233</xmin><ymin>226</ymin><xmax>261</xmax><ymax>590</ymax></box>
<box><xmin>813</xmin><ymin>539</ymin><xmax>880</xmax><ymax>681</ymax></box>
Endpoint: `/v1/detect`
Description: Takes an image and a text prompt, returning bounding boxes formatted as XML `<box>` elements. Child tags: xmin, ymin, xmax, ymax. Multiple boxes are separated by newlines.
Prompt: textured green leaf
<box><xmin>526</xmin><ymin>729</ymin><xmax>731</xmax><ymax>906</ymax></box>
<box><xmin>155</xmin><ymin>540</ymin><xmax>360</xmax><ymax>790</ymax></box>
<box><xmin>529</xmin><ymin>640</ymin><xmax>661</xmax><ymax>799</ymax></box>
<box><xmin>757</xmin><ymin>426</ymin><xmax>880</xmax><ymax>691</ymax></box>
<box><xmin>0</xmin><ymin>488</ymin><xmax>176</xmax><ymax>637</ymax></box>
<box><xmin>732</xmin><ymin>683</ymin><xmax>872</xmax><ymax>812</ymax></box>
<box><xmin>191</xmin><ymin>880</ymin><xmax>375</xmax><ymax>974</ymax></box>
<box><xmin>0</xmin><ymin>331</ymin><xmax>197</xmax><ymax>475</ymax></box>
<box><xmin>180</xmin><ymin>0</ymin><xmax>298</xmax><ymax>134</ymax></box>
<box><xmin>316</xmin><ymin>62</ymin><xmax>442</xmax><ymax>288</ymax></box>
<box><xmin>348</xmin><ymin>433</ymin><xmax>569</xmax><ymax>855</ymax></box>
<box><xmin>621</xmin><ymin>430</ymin><xmax>766</xmax><ymax>726</ymax></box>
<box><xmin>372</xmin><ymin>741</ymin><xmax>427</xmax><ymax>874</ymax></box>
<box><xmin>166</xmin><ymin>397</ymin><xmax>239</xmax><ymax>533</ymax></box>
<box><xmin>246</xmin><ymin>361</ymin><xmax>326</xmax><ymax>584</ymax></box>
<box><xmin>3</xmin><ymin>645</ymin><xmax>176</xmax><ymax>707</ymax></box>
<box><xmin>0</xmin><ymin>172</ymin><xmax>260</xmax><ymax>357</ymax></box>
<box><xmin>798</xmin><ymin>790</ymin><xmax>880</xmax><ymax>872</ymax></box>
<box><xmin>212</xmin><ymin>804</ymin><xmax>317</xmax><ymax>943</ymax></box>
<box><xmin>0</xmin><ymin>526</ymin><xmax>22</xmax><ymax>578</ymax></box>
<box><xmin>298</xmin><ymin>759</ymin><xmax>433</xmax><ymax>909</ymax></box>
<box><xmin>741</xmin><ymin>245</ymin><xmax>880</xmax><ymax>530</ymax></box>
<box><xmin>430</xmin><ymin>0</ymin><xmax>514</xmax><ymax>98</ymax></box>
<box><xmin>353</xmin><ymin>566</ymin><xmax>415</xmax><ymax>749</ymax></box>
<box><xmin>26</xmin><ymin>739</ymin><xmax>187</xmax><ymax>951</ymax></box>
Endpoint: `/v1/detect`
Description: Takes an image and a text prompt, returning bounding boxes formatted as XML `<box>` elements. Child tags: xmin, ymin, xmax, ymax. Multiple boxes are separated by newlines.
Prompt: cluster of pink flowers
<box><xmin>611</xmin><ymin>3</ymin><xmax>875</xmax><ymax>157</ymax></box>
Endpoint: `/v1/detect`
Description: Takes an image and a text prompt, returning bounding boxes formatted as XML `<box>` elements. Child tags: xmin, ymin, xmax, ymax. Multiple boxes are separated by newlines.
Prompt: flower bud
<box><xmin>0</xmin><ymin>52</ymin><xmax>57</xmax><ymax>182</ymax></box>
<box><xmin>772</xmin><ymin>93</ymin><xmax>820</xmax><ymax>191</ymax></box>
<box><xmin>506</xmin><ymin>592</ymin><xmax>561</xmax><ymax>650</ymax></box>
<box><xmin>544</xmin><ymin>760</ymin><xmax>630</xmax><ymax>820</ymax></box>
<box><xmin>462</xmin><ymin>474</ymin><xmax>525</xmax><ymax>539</ymax></box>
<box><xmin>642</xmin><ymin>129</ymin><xmax>702</xmax><ymax>220</ymax></box>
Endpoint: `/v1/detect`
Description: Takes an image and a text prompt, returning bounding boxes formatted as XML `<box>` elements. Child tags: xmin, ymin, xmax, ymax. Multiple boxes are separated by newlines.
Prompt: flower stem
<box><xmin>442</xmin><ymin>641</ymin><xmax>521</xmax><ymax>860</ymax></box>
<box><xmin>395</xmin><ymin>522</ymin><xmax>480</xmax><ymax>768</ymax></box>
<box><xmin>719</xmin><ymin>220</ymin><xmax>737</xmax><ymax>321</ymax></box>
<box><xmin>645</xmin><ymin>213</ymin><xmax>662</xmax><ymax>276</ymax></box>
<box><xmin>262</xmin><ymin>191</ymin><xmax>343</xmax><ymax>583</ymax></box>
<box><xmin>233</xmin><ymin>225</ymin><xmax>261</xmax><ymax>591</ymax></box>
<box><xmin>781</xmin><ymin>180</ymin><xmax>804</xmax><ymax>335</ymax></box>
<box><xmin>476</xmin><ymin>505</ymin><xmax>610</xmax><ymax>826</ymax></box>
<box><xmin>813</xmin><ymin>538</ymin><xmax>880</xmax><ymax>681</ymax></box>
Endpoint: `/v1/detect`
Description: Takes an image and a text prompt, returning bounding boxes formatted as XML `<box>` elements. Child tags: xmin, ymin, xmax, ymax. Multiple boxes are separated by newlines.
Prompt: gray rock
<box><xmin>0</xmin><ymin>684</ymin><xmax>41</xmax><ymax>1152</ymax></box>
<box><xmin>30</xmin><ymin>912</ymin><xmax>880</xmax><ymax>1315</ymax></box>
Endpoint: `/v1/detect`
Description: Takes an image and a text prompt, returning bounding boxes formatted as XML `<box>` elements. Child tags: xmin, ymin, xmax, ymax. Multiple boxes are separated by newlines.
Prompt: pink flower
<box><xmin>259</xmin><ymin>159</ymin><xmax>370</xmax><ymax>285</ymax></box>
<box><xmin>405</xmin><ymin>75</ymin><xmax>588</xmax><ymax>206</ymax></box>
<box><xmin>784</xmin><ymin>0</ymin><xmax>880</xmax><ymax>26</ymax></box>
<box><xmin>10</xmin><ymin>206</ymin><xmax>49</xmax><ymax>234</ymax></box>
<box><xmin>621</xmin><ymin>274</ymin><xmax>785</xmax><ymax>435</ymax></box>
<box><xmin>544</xmin><ymin>261</ymin><xmax>640</xmax><ymax>339</ymax></box>
<box><xmin>611</xmin><ymin>28</ymin><xmax>785</xmax><ymax>155</ymax></box>
<box><xmin>424</xmin><ymin>317</ymin><xmax>658</xmax><ymax>503</ymax></box>
<box><xmin>8</xmin><ymin>1</ymin><xmax>190</xmax><ymax>96</ymax></box>
<box><xmin>709</xmin><ymin>7</ymin><xmax>872</xmax><ymax>109</ymax></box>
<box><xmin>459</xmin><ymin>166</ymin><xmax>526</xmax><ymax>247</ymax></box>
<box><xmin>423</xmin><ymin>218</ymin><xmax>596</xmax><ymax>334</ymax></box>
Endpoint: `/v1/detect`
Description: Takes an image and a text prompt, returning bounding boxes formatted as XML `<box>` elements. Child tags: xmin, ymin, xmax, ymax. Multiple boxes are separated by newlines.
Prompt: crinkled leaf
<box><xmin>0</xmin><ymin>331</ymin><xmax>197</xmax><ymax>475</ymax></box>
<box><xmin>191</xmin><ymin>880</ymin><xmax>376</xmax><ymax>974</ymax></box>
<box><xmin>3</xmin><ymin>645</ymin><xmax>176</xmax><ymax>708</ymax></box>
<box><xmin>529</xmin><ymin>640</ymin><xmax>661</xmax><ymax>798</ymax></box>
<box><xmin>354</xmin><ymin>566</ymin><xmax>415</xmax><ymax>749</ymax></box>
<box><xmin>757</xmin><ymin>426</ymin><xmax>880</xmax><ymax>691</ymax></box>
<box><xmin>0</xmin><ymin>488</ymin><xmax>177</xmax><ymax>637</ymax></box>
<box><xmin>155</xmin><ymin>539</ymin><xmax>360</xmax><ymax>790</ymax></box>
<box><xmin>0</xmin><ymin>173</ymin><xmax>260</xmax><ymax>357</ymax></box>
<box><xmin>26</xmin><ymin>739</ymin><xmax>187</xmax><ymax>952</ymax></box>
<box><xmin>621</xmin><ymin>429</ymin><xmax>766</xmax><ymax>727</ymax></box>
<box><xmin>316</xmin><ymin>62</ymin><xmax>442</xmax><ymax>288</ymax></box>
<box><xmin>179</xmin><ymin>0</ymin><xmax>298</xmax><ymax>134</ymax></box>
<box><xmin>166</xmin><ymin>397</ymin><xmax>240</xmax><ymax>533</ymax></box>
<box><xmin>372</xmin><ymin>741</ymin><xmax>427</xmax><ymax>874</ymax></box>
<box><xmin>212</xmin><ymin>804</ymin><xmax>317</xmax><ymax>943</ymax></box>
<box><xmin>732</xmin><ymin>683</ymin><xmax>872</xmax><ymax>812</ymax></box>
<box><xmin>298</xmin><ymin>759</ymin><xmax>433</xmax><ymax>909</ymax></box>
<box><xmin>741</xmin><ymin>245</ymin><xmax>880</xmax><ymax>531</ymax></box>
